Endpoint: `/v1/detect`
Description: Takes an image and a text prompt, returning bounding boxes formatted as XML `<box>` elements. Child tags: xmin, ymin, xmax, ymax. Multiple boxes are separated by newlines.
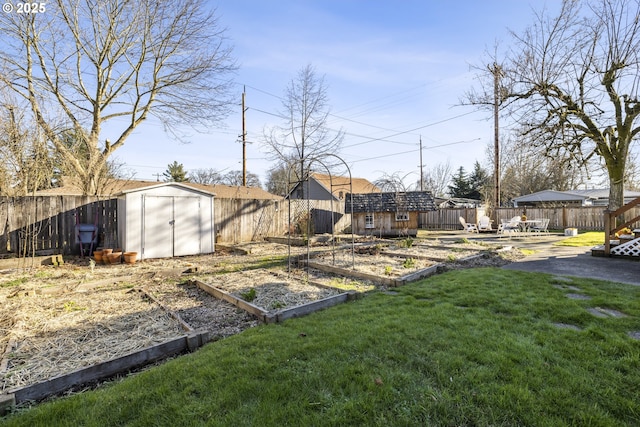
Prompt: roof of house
<box><xmin>34</xmin><ymin>178</ymin><xmax>282</xmax><ymax>200</ymax></box>
<box><xmin>512</xmin><ymin>188</ymin><xmax>640</xmax><ymax>203</ymax></box>
<box><xmin>310</xmin><ymin>173</ymin><xmax>381</xmax><ymax>196</ymax></box>
<box><xmin>346</xmin><ymin>191</ymin><xmax>436</xmax><ymax>213</ymax></box>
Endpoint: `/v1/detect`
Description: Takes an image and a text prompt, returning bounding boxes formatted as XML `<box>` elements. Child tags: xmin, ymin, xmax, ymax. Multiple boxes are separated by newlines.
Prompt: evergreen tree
<box><xmin>468</xmin><ymin>161</ymin><xmax>490</xmax><ymax>200</ymax></box>
<box><xmin>163</xmin><ymin>161</ymin><xmax>189</xmax><ymax>182</ymax></box>
<box><xmin>448</xmin><ymin>167</ymin><xmax>472</xmax><ymax>198</ymax></box>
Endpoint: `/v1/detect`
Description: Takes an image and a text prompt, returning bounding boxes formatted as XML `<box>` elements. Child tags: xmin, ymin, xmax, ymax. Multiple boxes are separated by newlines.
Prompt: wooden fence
<box><xmin>0</xmin><ymin>196</ymin><xmax>118</xmax><ymax>257</ymax></box>
<box><xmin>5</xmin><ymin>195</ymin><xmax>631</xmax><ymax>257</ymax></box>
<box><xmin>420</xmin><ymin>206</ymin><xmax>640</xmax><ymax>231</ymax></box>
<box><xmin>0</xmin><ymin>196</ymin><xmax>354</xmax><ymax>256</ymax></box>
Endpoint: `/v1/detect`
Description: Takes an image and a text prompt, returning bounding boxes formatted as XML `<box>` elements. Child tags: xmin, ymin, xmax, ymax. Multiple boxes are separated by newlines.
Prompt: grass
<box><xmin>556</xmin><ymin>231</ymin><xmax>605</xmax><ymax>247</ymax></box>
<box><xmin>3</xmin><ymin>267</ymin><xmax>640</xmax><ymax>426</ymax></box>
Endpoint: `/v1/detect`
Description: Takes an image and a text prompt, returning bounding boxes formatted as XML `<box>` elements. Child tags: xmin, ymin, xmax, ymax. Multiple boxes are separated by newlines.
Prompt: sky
<box><xmin>114</xmin><ymin>0</ymin><xmax>561</xmax><ymax>187</ymax></box>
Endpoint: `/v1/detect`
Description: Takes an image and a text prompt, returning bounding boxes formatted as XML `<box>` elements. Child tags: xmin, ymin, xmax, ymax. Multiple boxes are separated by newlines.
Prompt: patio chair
<box><xmin>530</xmin><ymin>218</ymin><xmax>550</xmax><ymax>234</ymax></box>
<box><xmin>459</xmin><ymin>216</ymin><xmax>478</xmax><ymax>233</ymax></box>
<box><xmin>477</xmin><ymin>215</ymin><xmax>493</xmax><ymax>232</ymax></box>
<box><xmin>498</xmin><ymin>217</ymin><xmax>520</xmax><ymax>237</ymax></box>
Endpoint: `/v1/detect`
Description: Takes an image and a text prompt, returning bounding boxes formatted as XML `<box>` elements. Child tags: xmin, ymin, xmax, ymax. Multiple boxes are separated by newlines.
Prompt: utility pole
<box><xmin>490</xmin><ymin>62</ymin><xmax>502</xmax><ymax>211</ymax></box>
<box><xmin>241</xmin><ymin>86</ymin><xmax>247</xmax><ymax>186</ymax></box>
<box><xmin>419</xmin><ymin>135</ymin><xmax>424</xmax><ymax>191</ymax></box>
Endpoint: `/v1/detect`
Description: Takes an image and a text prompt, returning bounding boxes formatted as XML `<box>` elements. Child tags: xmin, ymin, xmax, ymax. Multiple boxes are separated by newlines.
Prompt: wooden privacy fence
<box><xmin>0</xmin><ymin>196</ymin><xmax>118</xmax><ymax>257</ymax></box>
<box><xmin>0</xmin><ymin>196</ymin><xmax>354</xmax><ymax>257</ymax></box>
<box><xmin>420</xmin><ymin>206</ymin><xmax>639</xmax><ymax>231</ymax></box>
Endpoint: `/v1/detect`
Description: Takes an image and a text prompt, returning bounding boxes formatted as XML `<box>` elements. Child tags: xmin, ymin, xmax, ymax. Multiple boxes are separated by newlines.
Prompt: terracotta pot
<box><xmin>93</xmin><ymin>250</ymin><xmax>103</xmax><ymax>264</ymax></box>
<box><xmin>123</xmin><ymin>252</ymin><xmax>138</xmax><ymax>264</ymax></box>
<box><xmin>107</xmin><ymin>252</ymin><xmax>122</xmax><ymax>264</ymax></box>
<box><xmin>102</xmin><ymin>248</ymin><xmax>113</xmax><ymax>255</ymax></box>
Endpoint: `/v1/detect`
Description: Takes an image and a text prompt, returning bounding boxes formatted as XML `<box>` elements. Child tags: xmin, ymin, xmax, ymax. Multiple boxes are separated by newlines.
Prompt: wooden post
<box><xmin>604</xmin><ymin>209</ymin><xmax>610</xmax><ymax>256</ymax></box>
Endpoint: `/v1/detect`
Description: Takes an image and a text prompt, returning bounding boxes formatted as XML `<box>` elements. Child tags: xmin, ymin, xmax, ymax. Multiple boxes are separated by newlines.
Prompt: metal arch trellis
<box><xmin>286</xmin><ymin>154</ymin><xmax>355</xmax><ymax>277</ymax></box>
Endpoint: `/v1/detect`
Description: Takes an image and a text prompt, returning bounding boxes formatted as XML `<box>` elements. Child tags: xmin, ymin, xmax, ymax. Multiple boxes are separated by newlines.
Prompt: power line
<box><xmin>349</xmin><ymin>138</ymin><xmax>480</xmax><ymax>164</ymax></box>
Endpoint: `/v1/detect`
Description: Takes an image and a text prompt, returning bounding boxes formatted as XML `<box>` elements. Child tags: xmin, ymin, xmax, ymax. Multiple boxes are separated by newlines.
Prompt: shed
<box><xmin>117</xmin><ymin>183</ymin><xmax>215</xmax><ymax>259</ymax></box>
<box><xmin>346</xmin><ymin>191</ymin><xmax>436</xmax><ymax>237</ymax></box>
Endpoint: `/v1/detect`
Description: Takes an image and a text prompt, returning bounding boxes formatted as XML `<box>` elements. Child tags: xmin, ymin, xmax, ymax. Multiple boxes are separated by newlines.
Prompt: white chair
<box><xmin>459</xmin><ymin>217</ymin><xmax>478</xmax><ymax>233</ymax></box>
<box><xmin>499</xmin><ymin>217</ymin><xmax>520</xmax><ymax>237</ymax></box>
<box><xmin>531</xmin><ymin>218</ymin><xmax>550</xmax><ymax>234</ymax></box>
<box><xmin>477</xmin><ymin>216</ymin><xmax>493</xmax><ymax>232</ymax></box>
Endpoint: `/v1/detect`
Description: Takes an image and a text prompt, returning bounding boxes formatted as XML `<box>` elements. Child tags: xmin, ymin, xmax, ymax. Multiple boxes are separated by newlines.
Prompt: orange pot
<box><xmin>107</xmin><ymin>252</ymin><xmax>122</xmax><ymax>264</ymax></box>
<box><xmin>123</xmin><ymin>252</ymin><xmax>138</xmax><ymax>264</ymax></box>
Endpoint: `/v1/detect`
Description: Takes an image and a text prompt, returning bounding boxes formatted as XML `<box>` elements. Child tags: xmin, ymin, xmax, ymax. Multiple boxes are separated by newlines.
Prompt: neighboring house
<box><xmin>346</xmin><ymin>191</ymin><xmax>436</xmax><ymax>237</ymax></box>
<box><xmin>35</xmin><ymin>177</ymin><xmax>281</xmax><ymax>200</ymax></box>
<box><xmin>513</xmin><ymin>188</ymin><xmax>640</xmax><ymax>207</ymax></box>
<box><xmin>288</xmin><ymin>172</ymin><xmax>381</xmax><ymax>201</ymax></box>
<box><xmin>434</xmin><ymin>197</ymin><xmax>483</xmax><ymax>208</ymax></box>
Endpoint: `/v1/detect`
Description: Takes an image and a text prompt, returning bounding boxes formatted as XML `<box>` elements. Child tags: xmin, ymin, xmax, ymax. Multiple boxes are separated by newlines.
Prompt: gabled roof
<box><xmin>117</xmin><ymin>182</ymin><xmax>216</xmax><ymax>197</ymax></box>
<box><xmin>310</xmin><ymin>173</ymin><xmax>381</xmax><ymax>197</ymax></box>
<box><xmin>346</xmin><ymin>191</ymin><xmax>436</xmax><ymax>213</ymax></box>
<box><xmin>512</xmin><ymin>188</ymin><xmax>640</xmax><ymax>203</ymax></box>
<box><xmin>34</xmin><ymin>179</ymin><xmax>282</xmax><ymax>200</ymax></box>
<box><xmin>512</xmin><ymin>190</ymin><xmax>589</xmax><ymax>203</ymax></box>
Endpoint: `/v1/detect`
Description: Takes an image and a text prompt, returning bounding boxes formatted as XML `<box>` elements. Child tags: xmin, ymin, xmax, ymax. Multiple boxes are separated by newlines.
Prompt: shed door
<box><xmin>174</xmin><ymin>197</ymin><xmax>201</xmax><ymax>256</ymax></box>
<box><xmin>142</xmin><ymin>196</ymin><xmax>202</xmax><ymax>258</ymax></box>
<box><xmin>142</xmin><ymin>196</ymin><xmax>173</xmax><ymax>259</ymax></box>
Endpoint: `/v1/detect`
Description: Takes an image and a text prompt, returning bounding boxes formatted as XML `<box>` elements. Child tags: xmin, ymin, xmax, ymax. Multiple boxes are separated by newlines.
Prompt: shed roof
<box><xmin>346</xmin><ymin>191</ymin><xmax>436</xmax><ymax>213</ymax></box>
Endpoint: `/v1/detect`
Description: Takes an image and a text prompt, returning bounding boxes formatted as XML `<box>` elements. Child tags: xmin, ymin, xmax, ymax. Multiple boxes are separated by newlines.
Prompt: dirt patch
<box><xmin>311</xmin><ymin>250</ymin><xmax>438</xmax><ymax>278</ymax></box>
<box><xmin>197</xmin><ymin>269</ymin><xmax>343</xmax><ymax>312</ymax></box>
<box><xmin>0</xmin><ymin>240</ymin><xmax>522</xmax><ymax>393</ymax></box>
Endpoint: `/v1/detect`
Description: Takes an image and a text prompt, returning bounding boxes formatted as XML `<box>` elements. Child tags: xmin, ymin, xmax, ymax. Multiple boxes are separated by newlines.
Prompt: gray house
<box><xmin>346</xmin><ymin>191</ymin><xmax>436</xmax><ymax>237</ymax></box>
<box><xmin>288</xmin><ymin>173</ymin><xmax>380</xmax><ymax>201</ymax></box>
<box><xmin>513</xmin><ymin>189</ymin><xmax>640</xmax><ymax>207</ymax></box>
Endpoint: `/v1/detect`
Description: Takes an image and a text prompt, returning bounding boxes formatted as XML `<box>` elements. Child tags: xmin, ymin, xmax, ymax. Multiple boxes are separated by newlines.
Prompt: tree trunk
<box><xmin>609</xmin><ymin>170</ymin><xmax>625</xmax><ymax>227</ymax></box>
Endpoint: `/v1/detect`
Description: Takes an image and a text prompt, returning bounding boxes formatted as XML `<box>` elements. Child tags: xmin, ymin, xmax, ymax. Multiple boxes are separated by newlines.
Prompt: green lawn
<box><xmin>555</xmin><ymin>231</ymin><xmax>605</xmax><ymax>247</ymax></box>
<box><xmin>3</xmin><ymin>267</ymin><xmax>640</xmax><ymax>426</ymax></box>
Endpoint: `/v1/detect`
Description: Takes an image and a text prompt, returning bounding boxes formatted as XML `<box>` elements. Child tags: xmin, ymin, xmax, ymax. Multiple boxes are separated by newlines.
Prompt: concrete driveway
<box><xmin>433</xmin><ymin>231</ymin><xmax>640</xmax><ymax>286</ymax></box>
<box><xmin>502</xmin><ymin>244</ymin><xmax>640</xmax><ymax>286</ymax></box>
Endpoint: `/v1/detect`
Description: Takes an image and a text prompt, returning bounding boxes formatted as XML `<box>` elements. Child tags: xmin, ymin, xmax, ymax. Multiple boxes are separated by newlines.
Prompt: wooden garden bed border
<box><xmin>190</xmin><ymin>279</ymin><xmax>359</xmax><ymax>324</ymax></box>
<box><xmin>1</xmin><ymin>331</ymin><xmax>210</xmax><ymax>411</ymax></box>
<box><xmin>1</xmin><ymin>274</ymin><xmax>359</xmax><ymax>412</ymax></box>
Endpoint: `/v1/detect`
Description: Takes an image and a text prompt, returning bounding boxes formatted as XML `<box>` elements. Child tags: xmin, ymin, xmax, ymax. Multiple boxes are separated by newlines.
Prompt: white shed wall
<box><xmin>117</xmin><ymin>184</ymin><xmax>214</xmax><ymax>259</ymax></box>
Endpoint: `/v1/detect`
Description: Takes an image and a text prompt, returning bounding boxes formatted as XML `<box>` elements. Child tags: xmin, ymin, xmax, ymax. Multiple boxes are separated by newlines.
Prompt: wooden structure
<box><xmin>346</xmin><ymin>191</ymin><xmax>436</xmax><ymax>237</ymax></box>
<box><xmin>603</xmin><ymin>196</ymin><xmax>640</xmax><ymax>257</ymax></box>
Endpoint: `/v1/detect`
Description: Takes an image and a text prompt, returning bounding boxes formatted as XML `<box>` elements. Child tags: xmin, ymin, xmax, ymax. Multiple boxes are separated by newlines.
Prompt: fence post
<box><xmin>604</xmin><ymin>209</ymin><xmax>610</xmax><ymax>256</ymax></box>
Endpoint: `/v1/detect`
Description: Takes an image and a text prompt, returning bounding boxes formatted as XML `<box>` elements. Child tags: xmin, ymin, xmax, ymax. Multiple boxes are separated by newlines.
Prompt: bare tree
<box><xmin>265</xmin><ymin>162</ymin><xmax>295</xmax><ymax>196</ymax></box>
<box><xmin>0</xmin><ymin>100</ymin><xmax>56</xmax><ymax>195</ymax></box>
<box><xmin>222</xmin><ymin>170</ymin><xmax>261</xmax><ymax>188</ymax></box>
<box><xmin>263</xmin><ymin>64</ymin><xmax>344</xmax><ymax>195</ymax></box>
<box><xmin>415</xmin><ymin>161</ymin><xmax>452</xmax><ymax>197</ymax></box>
<box><xmin>493</xmin><ymin>133</ymin><xmax>588</xmax><ymax>204</ymax></box>
<box><xmin>189</xmin><ymin>168</ymin><xmax>224</xmax><ymax>185</ymax></box>
<box><xmin>498</xmin><ymin>0</ymin><xmax>640</xmax><ymax>211</ymax></box>
<box><xmin>0</xmin><ymin>0</ymin><xmax>236</xmax><ymax>195</ymax></box>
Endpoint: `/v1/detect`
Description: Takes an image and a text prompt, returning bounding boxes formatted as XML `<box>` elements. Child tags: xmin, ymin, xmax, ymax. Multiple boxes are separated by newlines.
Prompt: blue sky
<box><xmin>115</xmin><ymin>0</ymin><xmax>560</xmax><ymax>186</ymax></box>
